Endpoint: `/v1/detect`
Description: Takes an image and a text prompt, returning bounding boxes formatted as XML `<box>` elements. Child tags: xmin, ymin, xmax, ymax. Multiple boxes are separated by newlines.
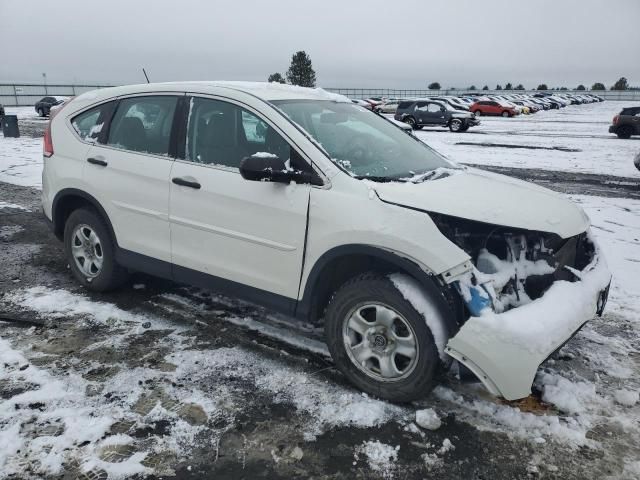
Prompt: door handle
<box><xmin>87</xmin><ymin>157</ymin><xmax>107</xmax><ymax>167</ymax></box>
<box><xmin>172</xmin><ymin>177</ymin><xmax>201</xmax><ymax>189</ymax></box>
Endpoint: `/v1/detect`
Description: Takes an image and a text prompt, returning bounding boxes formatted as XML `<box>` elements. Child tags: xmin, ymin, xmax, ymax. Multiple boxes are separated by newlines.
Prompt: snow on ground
<box><xmin>0</xmin><ymin>137</ymin><xmax>43</xmax><ymax>188</ymax></box>
<box><xmin>412</xmin><ymin>101</ymin><xmax>640</xmax><ymax>179</ymax></box>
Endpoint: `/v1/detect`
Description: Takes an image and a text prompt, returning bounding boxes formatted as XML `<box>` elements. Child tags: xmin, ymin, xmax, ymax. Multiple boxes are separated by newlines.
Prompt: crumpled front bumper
<box><xmin>444</xmin><ymin>233</ymin><xmax>612</xmax><ymax>400</ymax></box>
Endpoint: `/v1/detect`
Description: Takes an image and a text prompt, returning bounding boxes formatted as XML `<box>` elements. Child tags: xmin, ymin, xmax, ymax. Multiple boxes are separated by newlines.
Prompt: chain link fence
<box><xmin>2</xmin><ymin>83</ymin><xmax>639</xmax><ymax>106</ymax></box>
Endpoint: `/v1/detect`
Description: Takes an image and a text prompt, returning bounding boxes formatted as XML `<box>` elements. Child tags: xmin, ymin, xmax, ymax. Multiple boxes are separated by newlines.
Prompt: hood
<box><xmin>373</xmin><ymin>168</ymin><xmax>589</xmax><ymax>238</ymax></box>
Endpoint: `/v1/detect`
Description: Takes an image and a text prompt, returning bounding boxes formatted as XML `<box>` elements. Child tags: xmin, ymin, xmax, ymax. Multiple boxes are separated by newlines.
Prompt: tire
<box><xmin>474</xmin><ymin>110</ymin><xmax>482</xmax><ymax>116</ymax></box>
<box><xmin>324</xmin><ymin>273</ymin><xmax>445</xmax><ymax>402</ymax></box>
<box><xmin>449</xmin><ymin>119</ymin><xmax>463</xmax><ymax>132</ymax></box>
<box><xmin>64</xmin><ymin>208</ymin><xmax>128</xmax><ymax>292</ymax></box>
<box><xmin>459</xmin><ymin>124</ymin><xmax>469</xmax><ymax>133</ymax></box>
<box><xmin>616</xmin><ymin>126</ymin><xmax>633</xmax><ymax>139</ymax></box>
<box><xmin>501</xmin><ymin>111</ymin><xmax>510</xmax><ymax>118</ymax></box>
<box><xmin>37</xmin><ymin>108</ymin><xmax>44</xmax><ymax>117</ymax></box>
<box><xmin>403</xmin><ymin>116</ymin><xmax>418</xmax><ymax>130</ymax></box>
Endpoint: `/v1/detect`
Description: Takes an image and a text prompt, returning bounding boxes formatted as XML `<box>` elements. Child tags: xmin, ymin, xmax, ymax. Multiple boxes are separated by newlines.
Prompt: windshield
<box><xmin>271</xmin><ymin>100</ymin><xmax>455</xmax><ymax>180</ymax></box>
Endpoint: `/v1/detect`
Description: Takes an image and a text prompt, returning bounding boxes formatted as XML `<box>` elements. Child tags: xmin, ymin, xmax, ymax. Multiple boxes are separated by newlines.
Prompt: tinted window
<box><xmin>427</xmin><ymin>103</ymin><xmax>442</xmax><ymax>113</ymax></box>
<box><xmin>186</xmin><ymin>97</ymin><xmax>293</xmax><ymax>169</ymax></box>
<box><xmin>71</xmin><ymin>102</ymin><xmax>115</xmax><ymax>143</ymax></box>
<box><xmin>397</xmin><ymin>101</ymin><xmax>414</xmax><ymax>110</ymax></box>
<box><xmin>415</xmin><ymin>101</ymin><xmax>429</xmax><ymax>111</ymax></box>
<box><xmin>107</xmin><ymin>96</ymin><xmax>177</xmax><ymax>156</ymax></box>
<box><xmin>42</xmin><ymin>97</ymin><xmax>55</xmax><ymax>103</ymax></box>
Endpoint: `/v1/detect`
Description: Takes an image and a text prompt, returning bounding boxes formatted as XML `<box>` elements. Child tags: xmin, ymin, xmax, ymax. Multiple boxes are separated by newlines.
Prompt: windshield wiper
<box><xmin>353</xmin><ymin>175</ymin><xmax>406</xmax><ymax>183</ymax></box>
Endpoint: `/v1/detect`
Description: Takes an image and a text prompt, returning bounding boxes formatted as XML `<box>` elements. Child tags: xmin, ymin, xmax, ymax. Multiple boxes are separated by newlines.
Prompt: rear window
<box><xmin>71</xmin><ymin>102</ymin><xmax>115</xmax><ymax>143</ymax></box>
<box><xmin>397</xmin><ymin>101</ymin><xmax>414</xmax><ymax>110</ymax></box>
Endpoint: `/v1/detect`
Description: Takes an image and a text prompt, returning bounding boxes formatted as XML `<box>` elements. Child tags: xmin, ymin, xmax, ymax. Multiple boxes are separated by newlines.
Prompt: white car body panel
<box><xmin>373</xmin><ymin>168</ymin><xmax>590</xmax><ymax>239</ymax></box>
<box><xmin>42</xmin><ymin>81</ymin><xmax>609</xmax><ymax>402</ymax></box>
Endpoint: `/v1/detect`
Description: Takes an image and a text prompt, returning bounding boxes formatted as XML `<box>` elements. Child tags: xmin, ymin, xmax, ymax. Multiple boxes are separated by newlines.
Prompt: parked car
<box><xmin>635</xmin><ymin>151</ymin><xmax>640</xmax><ymax>171</ymax></box>
<box><xmin>43</xmin><ymin>82</ymin><xmax>610</xmax><ymax>403</ymax></box>
<box><xmin>352</xmin><ymin>99</ymin><xmax>374</xmax><ymax>111</ymax></box>
<box><xmin>35</xmin><ymin>96</ymin><xmax>69</xmax><ymax>117</ymax></box>
<box><xmin>470</xmin><ymin>100</ymin><xmax>518</xmax><ymax>117</ymax></box>
<box><xmin>395</xmin><ymin>100</ymin><xmax>479</xmax><ymax>132</ymax></box>
<box><xmin>377</xmin><ymin>101</ymin><xmax>401</xmax><ymax>114</ymax></box>
<box><xmin>609</xmin><ymin>106</ymin><xmax>640</xmax><ymax>139</ymax></box>
<box><xmin>0</xmin><ymin>103</ymin><xmax>5</xmax><ymax>117</ymax></box>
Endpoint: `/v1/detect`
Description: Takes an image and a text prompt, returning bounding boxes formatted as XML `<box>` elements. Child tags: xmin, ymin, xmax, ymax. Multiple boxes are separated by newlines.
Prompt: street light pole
<box><xmin>43</xmin><ymin>72</ymin><xmax>47</xmax><ymax>94</ymax></box>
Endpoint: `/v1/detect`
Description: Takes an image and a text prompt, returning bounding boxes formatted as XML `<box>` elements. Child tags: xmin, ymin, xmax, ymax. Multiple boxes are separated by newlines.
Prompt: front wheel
<box><xmin>324</xmin><ymin>273</ymin><xmax>445</xmax><ymax>402</ymax></box>
<box><xmin>37</xmin><ymin>108</ymin><xmax>44</xmax><ymax>117</ymax></box>
<box><xmin>64</xmin><ymin>208</ymin><xmax>128</xmax><ymax>292</ymax></box>
<box><xmin>449</xmin><ymin>119</ymin><xmax>463</xmax><ymax>132</ymax></box>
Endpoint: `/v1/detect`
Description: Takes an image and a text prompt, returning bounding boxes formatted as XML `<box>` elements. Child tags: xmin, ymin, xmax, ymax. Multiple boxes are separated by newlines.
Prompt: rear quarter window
<box><xmin>71</xmin><ymin>102</ymin><xmax>115</xmax><ymax>143</ymax></box>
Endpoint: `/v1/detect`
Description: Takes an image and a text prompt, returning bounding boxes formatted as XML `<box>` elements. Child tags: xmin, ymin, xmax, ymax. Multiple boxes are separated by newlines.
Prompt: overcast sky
<box><xmin>3</xmin><ymin>0</ymin><xmax>639</xmax><ymax>89</ymax></box>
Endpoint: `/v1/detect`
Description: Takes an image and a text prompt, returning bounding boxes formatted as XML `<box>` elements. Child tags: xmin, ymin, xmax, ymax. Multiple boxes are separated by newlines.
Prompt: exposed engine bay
<box><xmin>431</xmin><ymin>213</ymin><xmax>594</xmax><ymax>315</ymax></box>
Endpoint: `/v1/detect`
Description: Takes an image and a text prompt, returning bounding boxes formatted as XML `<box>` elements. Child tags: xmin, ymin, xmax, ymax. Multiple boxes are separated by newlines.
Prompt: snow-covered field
<box><xmin>1</xmin><ymin>101</ymin><xmax>639</xmax><ymax>479</ymax></box>
<box><xmin>413</xmin><ymin>101</ymin><xmax>640</xmax><ymax>178</ymax></box>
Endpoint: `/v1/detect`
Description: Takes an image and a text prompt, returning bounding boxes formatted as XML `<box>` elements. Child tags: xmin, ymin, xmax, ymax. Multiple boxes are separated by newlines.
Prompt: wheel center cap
<box><xmin>373</xmin><ymin>334</ymin><xmax>387</xmax><ymax>348</ymax></box>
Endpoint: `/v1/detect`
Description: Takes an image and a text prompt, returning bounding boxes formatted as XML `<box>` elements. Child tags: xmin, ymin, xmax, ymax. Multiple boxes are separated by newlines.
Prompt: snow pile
<box><xmin>356</xmin><ymin>441</ymin><xmax>399</xmax><ymax>479</ymax></box>
<box><xmin>0</xmin><ymin>136</ymin><xmax>44</xmax><ymax>188</ymax></box>
<box><xmin>540</xmin><ymin>372</ymin><xmax>603</xmax><ymax>414</ymax></box>
<box><xmin>415</xmin><ymin>408</ymin><xmax>441</xmax><ymax>430</ymax></box>
<box><xmin>614</xmin><ymin>389</ymin><xmax>639</xmax><ymax>407</ymax></box>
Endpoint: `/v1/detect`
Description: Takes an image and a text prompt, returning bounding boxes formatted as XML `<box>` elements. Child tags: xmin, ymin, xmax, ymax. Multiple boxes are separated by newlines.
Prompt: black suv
<box><xmin>35</xmin><ymin>97</ymin><xmax>66</xmax><ymax>117</ymax></box>
<box><xmin>394</xmin><ymin>100</ymin><xmax>479</xmax><ymax>132</ymax></box>
<box><xmin>609</xmin><ymin>106</ymin><xmax>640</xmax><ymax>139</ymax></box>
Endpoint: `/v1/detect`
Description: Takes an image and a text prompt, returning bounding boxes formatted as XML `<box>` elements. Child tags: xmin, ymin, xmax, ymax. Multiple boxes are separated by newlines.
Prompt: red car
<box><xmin>470</xmin><ymin>100</ymin><xmax>518</xmax><ymax>117</ymax></box>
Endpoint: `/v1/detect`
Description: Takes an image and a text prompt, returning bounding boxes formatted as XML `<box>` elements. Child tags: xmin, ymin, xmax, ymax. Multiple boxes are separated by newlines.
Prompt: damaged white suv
<box><xmin>42</xmin><ymin>82</ymin><xmax>611</xmax><ymax>402</ymax></box>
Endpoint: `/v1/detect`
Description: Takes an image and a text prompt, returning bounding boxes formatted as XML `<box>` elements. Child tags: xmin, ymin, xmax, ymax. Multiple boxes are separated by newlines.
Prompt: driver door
<box><xmin>169</xmin><ymin>96</ymin><xmax>311</xmax><ymax>304</ymax></box>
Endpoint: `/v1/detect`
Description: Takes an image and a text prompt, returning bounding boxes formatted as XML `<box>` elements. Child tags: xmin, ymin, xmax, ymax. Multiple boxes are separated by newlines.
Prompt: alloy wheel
<box><xmin>71</xmin><ymin>224</ymin><xmax>104</xmax><ymax>278</ymax></box>
<box><xmin>342</xmin><ymin>303</ymin><xmax>419</xmax><ymax>382</ymax></box>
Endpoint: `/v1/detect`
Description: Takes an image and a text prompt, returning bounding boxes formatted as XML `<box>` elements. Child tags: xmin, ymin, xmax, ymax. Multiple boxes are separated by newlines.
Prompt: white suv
<box><xmin>42</xmin><ymin>82</ymin><xmax>611</xmax><ymax>402</ymax></box>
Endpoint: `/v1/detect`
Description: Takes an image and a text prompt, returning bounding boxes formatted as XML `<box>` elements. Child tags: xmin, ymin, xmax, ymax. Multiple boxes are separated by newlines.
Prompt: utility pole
<box><xmin>43</xmin><ymin>72</ymin><xmax>48</xmax><ymax>94</ymax></box>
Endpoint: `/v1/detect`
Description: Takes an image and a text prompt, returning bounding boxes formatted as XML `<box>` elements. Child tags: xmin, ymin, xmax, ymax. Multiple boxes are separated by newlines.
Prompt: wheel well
<box><xmin>52</xmin><ymin>191</ymin><xmax>115</xmax><ymax>244</ymax></box>
<box><xmin>299</xmin><ymin>249</ymin><xmax>463</xmax><ymax>332</ymax></box>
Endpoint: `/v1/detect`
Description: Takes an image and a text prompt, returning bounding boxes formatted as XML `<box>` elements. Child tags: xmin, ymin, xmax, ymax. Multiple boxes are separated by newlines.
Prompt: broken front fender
<box><xmin>445</xmin><ymin>234</ymin><xmax>611</xmax><ymax>401</ymax></box>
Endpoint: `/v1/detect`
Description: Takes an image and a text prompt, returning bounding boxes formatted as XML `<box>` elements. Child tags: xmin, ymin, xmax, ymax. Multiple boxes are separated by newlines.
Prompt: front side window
<box><xmin>71</xmin><ymin>102</ymin><xmax>115</xmax><ymax>143</ymax></box>
<box><xmin>273</xmin><ymin>100</ymin><xmax>455</xmax><ymax>180</ymax></box>
<box><xmin>107</xmin><ymin>96</ymin><xmax>177</xmax><ymax>156</ymax></box>
<box><xmin>185</xmin><ymin>97</ymin><xmax>294</xmax><ymax>169</ymax></box>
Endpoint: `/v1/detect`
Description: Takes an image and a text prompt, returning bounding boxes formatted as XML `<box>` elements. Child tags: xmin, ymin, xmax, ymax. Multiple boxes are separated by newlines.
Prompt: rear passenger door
<box><xmin>84</xmin><ymin>94</ymin><xmax>179</xmax><ymax>267</ymax></box>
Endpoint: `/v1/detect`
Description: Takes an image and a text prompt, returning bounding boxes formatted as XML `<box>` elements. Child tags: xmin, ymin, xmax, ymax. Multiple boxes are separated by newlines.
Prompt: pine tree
<box><xmin>611</xmin><ymin>77</ymin><xmax>628</xmax><ymax>91</ymax></box>
<box><xmin>515</xmin><ymin>84</ymin><xmax>525</xmax><ymax>90</ymax></box>
<box><xmin>482</xmin><ymin>85</ymin><xmax>489</xmax><ymax>91</ymax></box>
<box><xmin>495</xmin><ymin>84</ymin><xmax>502</xmax><ymax>90</ymax></box>
<box><xmin>267</xmin><ymin>73</ymin><xmax>286</xmax><ymax>84</ymax></box>
<box><xmin>286</xmin><ymin>51</ymin><xmax>316</xmax><ymax>87</ymax></box>
<box><xmin>504</xmin><ymin>82</ymin><xmax>513</xmax><ymax>90</ymax></box>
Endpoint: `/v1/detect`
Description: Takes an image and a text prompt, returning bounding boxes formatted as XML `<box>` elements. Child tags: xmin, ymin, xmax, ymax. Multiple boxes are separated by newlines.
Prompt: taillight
<box><xmin>43</xmin><ymin>123</ymin><xmax>53</xmax><ymax>158</ymax></box>
<box><xmin>612</xmin><ymin>115</ymin><xmax>619</xmax><ymax>125</ymax></box>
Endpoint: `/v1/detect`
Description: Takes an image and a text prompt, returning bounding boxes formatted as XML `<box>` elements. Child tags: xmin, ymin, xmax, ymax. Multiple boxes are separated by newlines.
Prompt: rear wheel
<box><xmin>64</xmin><ymin>208</ymin><xmax>128</xmax><ymax>292</ymax></box>
<box><xmin>616</xmin><ymin>126</ymin><xmax>633</xmax><ymax>139</ymax></box>
<box><xmin>324</xmin><ymin>273</ymin><xmax>444</xmax><ymax>402</ymax></box>
<box><xmin>502</xmin><ymin>111</ymin><xmax>510</xmax><ymax>117</ymax></box>
<box><xmin>474</xmin><ymin>110</ymin><xmax>482</xmax><ymax>116</ymax></box>
<box><xmin>403</xmin><ymin>116</ymin><xmax>418</xmax><ymax>130</ymax></box>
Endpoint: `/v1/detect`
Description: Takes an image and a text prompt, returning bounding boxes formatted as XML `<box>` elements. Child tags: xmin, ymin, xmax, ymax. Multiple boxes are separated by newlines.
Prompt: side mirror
<box><xmin>239</xmin><ymin>154</ymin><xmax>320</xmax><ymax>185</ymax></box>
